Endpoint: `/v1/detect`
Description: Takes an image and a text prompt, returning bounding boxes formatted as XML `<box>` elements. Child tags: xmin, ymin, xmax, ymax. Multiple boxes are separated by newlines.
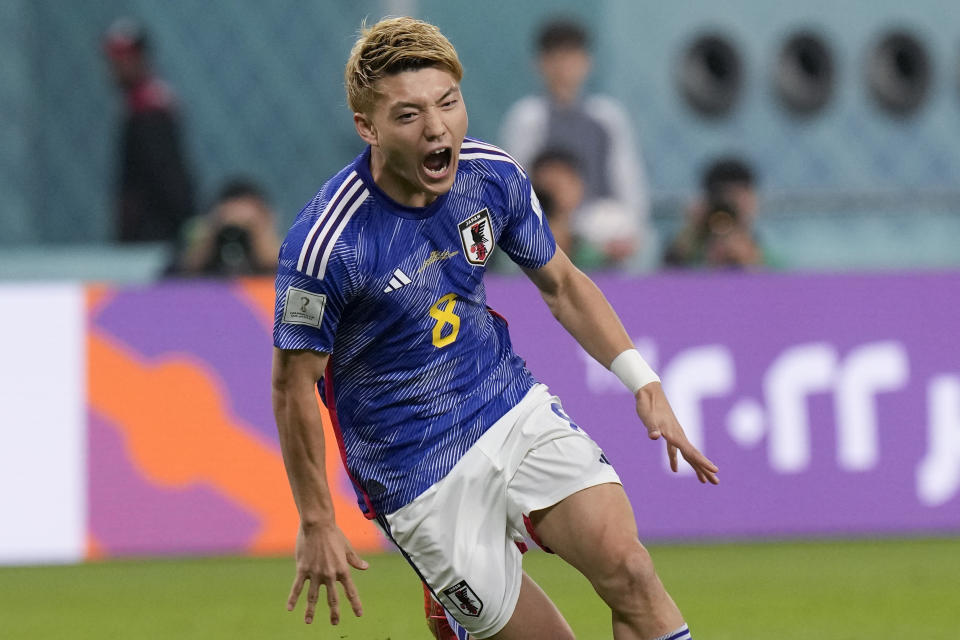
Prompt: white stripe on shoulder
<box><xmin>302</xmin><ymin>177</ymin><xmax>364</xmax><ymax>275</ymax></box>
<box><xmin>461</xmin><ymin>139</ymin><xmax>506</xmax><ymax>153</ymax></box>
<box><xmin>460</xmin><ymin>140</ymin><xmax>525</xmax><ymax>172</ymax></box>
<box><xmin>459</xmin><ymin>151</ymin><xmax>525</xmax><ymax>173</ymax></box>
<box><xmin>315</xmin><ymin>187</ymin><xmax>368</xmax><ymax>279</ymax></box>
<box><xmin>297</xmin><ymin>171</ymin><xmax>360</xmax><ymax>272</ymax></box>
<box><xmin>462</xmin><ymin>139</ymin><xmax>522</xmax><ymax>161</ymax></box>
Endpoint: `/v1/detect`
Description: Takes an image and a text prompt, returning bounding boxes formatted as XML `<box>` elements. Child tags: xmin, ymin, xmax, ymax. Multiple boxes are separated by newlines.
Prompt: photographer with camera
<box><xmin>663</xmin><ymin>156</ymin><xmax>766</xmax><ymax>269</ymax></box>
<box><xmin>169</xmin><ymin>178</ymin><xmax>281</xmax><ymax>277</ymax></box>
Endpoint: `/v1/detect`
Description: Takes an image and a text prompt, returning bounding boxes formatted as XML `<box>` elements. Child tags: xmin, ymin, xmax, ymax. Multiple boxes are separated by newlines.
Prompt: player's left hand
<box><xmin>635</xmin><ymin>382</ymin><xmax>719</xmax><ymax>484</ymax></box>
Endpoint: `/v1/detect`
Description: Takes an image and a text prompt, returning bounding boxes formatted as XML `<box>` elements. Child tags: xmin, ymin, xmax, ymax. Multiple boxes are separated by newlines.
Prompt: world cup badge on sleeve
<box><xmin>442</xmin><ymin>579</ymin><xmax>483</xmax><ymax>618</ymax></box>
<box><xmin>458</xmin><ymin>209</ymin><xmax>495</xmax><ymax>266</ymax></box>
<box><xmin>281</xmin><ymin>287</ymin><xmax>326</xmax><ymax>327</ymax></box>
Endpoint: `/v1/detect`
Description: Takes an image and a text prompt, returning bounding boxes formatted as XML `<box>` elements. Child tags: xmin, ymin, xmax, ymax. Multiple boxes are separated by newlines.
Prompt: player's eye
<box><xmin>441</xmin><ymin>99</ymin><xmax>458</xmax><ymax>109</ymax></box>
<box><xmin>397</xmin><ymin>112</ymin><xmax>417</xmax><ymax>122</ymax></box>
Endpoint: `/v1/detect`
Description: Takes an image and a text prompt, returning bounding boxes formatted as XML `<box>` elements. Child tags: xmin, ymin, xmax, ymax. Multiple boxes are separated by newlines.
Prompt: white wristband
<box><xmin>609</xmin><ymin>349</ymin><xmax>660</xmax><ymax>394</ymax></box>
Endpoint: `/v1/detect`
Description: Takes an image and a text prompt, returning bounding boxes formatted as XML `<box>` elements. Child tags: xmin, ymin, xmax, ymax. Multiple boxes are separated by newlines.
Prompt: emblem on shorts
<box><xmin>442</xmin><ymin>579</ymin><xmax>483</xmax><ymax>618</ymax></box>
<box><xmin>458</xmin><ymin>209</ymin><xmax>494</xmax><ymax>266</ymax></box>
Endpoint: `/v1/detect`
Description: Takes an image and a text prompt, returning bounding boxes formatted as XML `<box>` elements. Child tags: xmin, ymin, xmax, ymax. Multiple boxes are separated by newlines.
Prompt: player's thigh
<box><xmin>529</xmin><ymin>482</ymin><xmax>646</xmax><ymax>582</ymax></box>
<box><xmin>504</xmin><ymin>391</ymin><xmax>622</xmax><ymax>536</ymax></box>
<box><xmin>383</xmin><ymin>440</ymin><xmax>522</xmax><ymax>638</ymax></box>
<box><xmin>489</xmin><ymin>572</ymin><xmax>573</xmax><ymax>640</ymax></box>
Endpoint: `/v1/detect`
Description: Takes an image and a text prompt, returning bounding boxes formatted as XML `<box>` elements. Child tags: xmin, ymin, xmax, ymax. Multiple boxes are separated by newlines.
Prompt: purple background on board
<box><xmin>92</xmin><ymin>283</ymin><xmax>277</xmax><ymax>450</ymax></box>
<box><xmin>485</xmin><ymin>272</ymin><xmax>960</xmax><ymax>539</ymax></box>
<box><xmin>89</xmin><ymin>412</ymin><xmax>260</xmax><ymax>555</ymax></box>
<box><xmin>87</xmin><ymin>273</ymin><xmax>960</xmax><ymax>544</ymax></box>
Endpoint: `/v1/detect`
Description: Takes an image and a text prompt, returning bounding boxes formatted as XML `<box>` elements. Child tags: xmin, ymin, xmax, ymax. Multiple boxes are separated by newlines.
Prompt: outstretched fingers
<box><xmin>326</xmin><ymin>577</ymin><xmax>340</xmax><ymax>625</ymax></box>
<box><xmin>679</xmin><ymin>443</ymin><xmax>720</xmax><ymax>484</ymax></box>
<box><xmin>635</xmin><ymin>383</ymin><xmax>720</xmax><ymax>484</ymax></box>
<box><xmin>344</xmin><ymin>549</ymin><xmax>368</xmax><ymax>617</ymax></box>
<box><xmin>289</xmin><ymin>574</ymin><xmax>363</xmax><ymax>625</ymax></box>
<box><xmin>306</xmin><ymin>576</ymin><xmax>322</xmax><ymax>624</ymax></box>
<box><xmin>326</xmin><ymin>571</ymin><xmax>366</xmax><ymax>624</ymax></box>
<box><xmin>286</xmin><ymin>527</ymin><xmax>369</xmax><ymax>626</ymax></box>
<box><xmin>341</xmin><ymin>573</ymin><xmax>364</xmax><ymax>618</ymax></box>
<box><xmin>658</xmin><ymin>424</ymin><xmax>719</xmax><ymax>483</ymax></box>
<box><xmin>287</xmin><ymin>573</ymin><xmax>305</xmax><ymax>612</ymax></box>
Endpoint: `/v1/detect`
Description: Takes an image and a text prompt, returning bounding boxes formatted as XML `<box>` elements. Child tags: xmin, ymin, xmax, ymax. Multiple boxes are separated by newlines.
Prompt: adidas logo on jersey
<box><xmin>383</xmin><ymin>268</ymin><xmax>413</xmax><ymax>293</ymax></box>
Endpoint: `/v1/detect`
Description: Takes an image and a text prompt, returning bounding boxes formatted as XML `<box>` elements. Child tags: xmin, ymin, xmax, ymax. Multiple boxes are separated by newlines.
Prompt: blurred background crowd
<box><xmin>2</xmin><ymin>0</ymin><xmax>960</xmax><ymax>280</ymax></box>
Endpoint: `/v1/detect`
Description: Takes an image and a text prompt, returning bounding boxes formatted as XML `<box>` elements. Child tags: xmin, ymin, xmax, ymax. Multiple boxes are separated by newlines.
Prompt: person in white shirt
<box><xmin>499</xmin><ymin>17</ymin><xmax>655</xmax><ymax>269</ymax></box>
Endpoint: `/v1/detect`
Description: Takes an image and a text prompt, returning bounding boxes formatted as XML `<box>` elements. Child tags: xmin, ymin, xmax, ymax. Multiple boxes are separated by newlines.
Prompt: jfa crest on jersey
<box><xmin>458</xmin><ymin>209</ymin><xmax>494</xmax><ymax>266</ymax></box>
<box><xmin>272</xmin><ymin>138</ymin><xmax>556</xmax><ymax>517</ymax></box>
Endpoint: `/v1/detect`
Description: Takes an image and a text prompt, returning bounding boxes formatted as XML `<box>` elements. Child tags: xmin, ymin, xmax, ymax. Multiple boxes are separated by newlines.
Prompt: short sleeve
<box><xmin>272</xmin><ymin>250</ymin><xmax>353</xmax><ymax>354</ymax></box>
<box><xmin>496</xmin><ymin>167</ymin><xmax>557</xmax><ymax>270</ymax></box>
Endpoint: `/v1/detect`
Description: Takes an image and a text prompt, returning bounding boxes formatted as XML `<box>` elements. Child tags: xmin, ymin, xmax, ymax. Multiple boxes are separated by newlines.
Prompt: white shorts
<box><xmin>382</xmin><ymin>384</ymin><xmax>622</xmax><ymax>638</ymax></box>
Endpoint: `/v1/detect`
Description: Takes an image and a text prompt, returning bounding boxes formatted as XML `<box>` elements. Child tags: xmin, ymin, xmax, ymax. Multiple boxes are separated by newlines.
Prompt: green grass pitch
<box><xmin>1</xmin><ymin>537</ymin><xmax>957</xmax><ymax>639</ymax></box>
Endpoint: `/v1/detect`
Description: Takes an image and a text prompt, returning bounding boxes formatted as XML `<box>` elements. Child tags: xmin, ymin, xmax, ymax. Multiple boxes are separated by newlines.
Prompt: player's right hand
<box><xmin>287</xmin><ymin>522</ymin><xmax>369</xmax><ymax>625</ymax></box>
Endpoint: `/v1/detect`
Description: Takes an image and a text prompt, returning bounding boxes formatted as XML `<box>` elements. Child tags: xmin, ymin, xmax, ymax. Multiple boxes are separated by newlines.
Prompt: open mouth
<box><xmin>422</xmin><ymin>147</ymin><xmax>452</xmax><ymax>178</ymax></box>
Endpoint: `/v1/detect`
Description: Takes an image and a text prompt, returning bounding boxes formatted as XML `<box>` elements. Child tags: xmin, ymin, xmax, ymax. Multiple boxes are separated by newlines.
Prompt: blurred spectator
<box><xmin>104</xmin><ymin>17</ymin><xmax>195</xmax><ymax>243</ymax></box>
<box><xmin>169</xmin><ymin>179</ymin><xmax>280</xmax><ymax>277</ymax></box>
<box><xmin>499</xmin><ymin>17</ymin><xmax>653</xmax><ymax>266</ymax></box>
<box><xmin>531</xmin><ymin>149</ymin><xmax>634</xmax><ymax>271</ymax></box>
<box><xmin>663</xmin><ymin>156</ymin><xmax>767</xmax><ymax>269</ymax></box>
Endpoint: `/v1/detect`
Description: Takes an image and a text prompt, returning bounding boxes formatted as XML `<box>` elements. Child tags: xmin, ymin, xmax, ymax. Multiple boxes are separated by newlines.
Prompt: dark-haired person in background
<box><xmin>499</xmin><ymin>17</ymin><xmax>653</xmax><ymax>269</ymax></box>
<box><xmin>531</xmin><ymin>149</ymin><xmax>629</xmax><ymax>271</ymax></box>
<box><xmin>663</xmin><ymin>156</ymin><xmax>767</xmax><ymax>269</ymax></box>
<box><xmin>170</xmin><ymin>179</ymin><xmax>280</xmax><ymax>277</ymax></box>
<box><xmin>104</xmin><ymin>17</ymin><xmax>195</xmax><ymax>244</ymax></box>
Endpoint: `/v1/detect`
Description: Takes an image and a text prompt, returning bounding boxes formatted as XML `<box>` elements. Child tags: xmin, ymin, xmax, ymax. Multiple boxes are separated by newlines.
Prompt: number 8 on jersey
<box><xmin>429</xmin><ymin>293</ymin><xmax>461</xmax><ymax>348</ymax></box>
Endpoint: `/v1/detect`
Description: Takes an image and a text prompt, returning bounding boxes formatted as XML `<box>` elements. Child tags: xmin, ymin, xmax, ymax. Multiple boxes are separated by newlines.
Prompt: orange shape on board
<box><xmin>234</xmin><ymin>277</ymin><xmax>276</xmax><ymax>331</ymax></box>
<box><xmin>87</xmin><ymin>329</ymin><xmax>383</xmax><ymax>555</ymax></box>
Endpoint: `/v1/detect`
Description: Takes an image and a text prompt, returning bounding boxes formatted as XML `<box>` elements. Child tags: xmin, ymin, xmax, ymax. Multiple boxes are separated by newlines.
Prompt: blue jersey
<box><xmin>273</xmin><ymin>138</ymin><xmax>556</xmax><ymax>516</ymax></box>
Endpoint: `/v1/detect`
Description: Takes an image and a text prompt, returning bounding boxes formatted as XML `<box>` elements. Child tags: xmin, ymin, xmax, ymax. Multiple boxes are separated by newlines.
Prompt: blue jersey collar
<box><xmin>354</xmin><ymin>146</ymin><xmax>452</xmax><ymax>220</ymax></box>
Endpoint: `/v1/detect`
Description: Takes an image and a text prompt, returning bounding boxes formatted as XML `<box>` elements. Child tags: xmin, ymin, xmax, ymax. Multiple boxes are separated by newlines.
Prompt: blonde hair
<box><xmin>345</xmin><ymin>17</ymin><xmax>464</xmax><ymax>114</ymax></box>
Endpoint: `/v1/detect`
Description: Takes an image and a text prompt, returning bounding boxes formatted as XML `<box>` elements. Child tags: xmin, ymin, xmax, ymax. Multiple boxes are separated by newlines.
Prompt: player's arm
<box><xmin>271</xmin><ymin>347</ymin><xmax>368</xmax><ymax>625</ymax></box>
<box><xmin>521</xmin><ymin>249</ymin><xmax>719</xmax><ymax>484</ymax></box>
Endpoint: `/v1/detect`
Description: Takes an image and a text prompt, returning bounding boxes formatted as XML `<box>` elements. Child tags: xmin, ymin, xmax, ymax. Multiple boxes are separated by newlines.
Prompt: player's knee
<box><xmin>592</xmin><ymin>541</ymin><xmax>659</xmax><ymax>610</ymax></box>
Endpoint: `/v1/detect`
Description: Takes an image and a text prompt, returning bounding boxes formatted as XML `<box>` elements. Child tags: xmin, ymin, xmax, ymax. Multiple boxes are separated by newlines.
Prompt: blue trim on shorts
<box><xmin>376</xmin><ymin>513</ymin><xmax>469</xmax><ymax>639</ymax></box>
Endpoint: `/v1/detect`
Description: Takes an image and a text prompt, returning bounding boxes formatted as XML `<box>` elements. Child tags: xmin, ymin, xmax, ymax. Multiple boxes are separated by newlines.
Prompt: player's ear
<box><xmin>354</xmin><ymin>112</ymin><xmax>378</xmax><ymax>146</ymax></box>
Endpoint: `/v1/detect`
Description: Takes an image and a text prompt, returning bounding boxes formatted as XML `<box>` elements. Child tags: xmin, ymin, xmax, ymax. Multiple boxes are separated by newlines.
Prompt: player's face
<box><xmin>355</xmin><ymin>67</ymin><xmax>468</xmax><ymax>207</ymax></box>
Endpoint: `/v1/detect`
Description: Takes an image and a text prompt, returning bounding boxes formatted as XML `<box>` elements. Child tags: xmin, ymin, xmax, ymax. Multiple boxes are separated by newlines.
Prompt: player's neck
<box><xmin>368</xmin><ymin>148</ymin><xmax>438</xmax><ymax>208</ymax></box>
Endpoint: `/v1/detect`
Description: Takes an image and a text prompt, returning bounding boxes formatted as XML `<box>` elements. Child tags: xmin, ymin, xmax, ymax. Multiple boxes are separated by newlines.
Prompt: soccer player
<box><xmin>271</xmin><ymin>17</ymin><xmax>718</xmax><ymax>640</ymax></box>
